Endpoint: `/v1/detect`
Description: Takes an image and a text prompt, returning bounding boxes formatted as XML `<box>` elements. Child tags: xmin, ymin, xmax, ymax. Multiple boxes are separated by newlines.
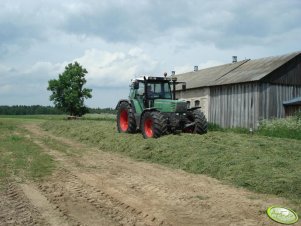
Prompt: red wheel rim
<box><xmin>120</xmin><ymin>110</ymin><xmax>128</xmax><ymax>131</ymax></box>
<box><xmin>144</xmin><ymin>118</ymin><xmax>153</xmax><ymax>138</ymax></box>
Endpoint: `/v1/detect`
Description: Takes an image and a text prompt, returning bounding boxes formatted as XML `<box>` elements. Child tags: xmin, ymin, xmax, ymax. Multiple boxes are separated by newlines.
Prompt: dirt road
<box><xmin>0</xmin><ymin>123</ymin><xmax>294</xmax><ymax>226</ymax></box>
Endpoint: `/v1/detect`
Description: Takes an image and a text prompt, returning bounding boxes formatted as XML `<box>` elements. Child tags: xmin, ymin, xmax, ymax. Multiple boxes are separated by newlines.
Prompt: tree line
<box><xmin>0</xmin><ymin>105</ymin><xmax>116</xmax><ymax>115</ymax></box>
<box><xmin>0</xmin><ymin>105</ymin><xmax>63</xmax><ymax>115</ymax></box>
<box><xmin>88</xmin><ymin>107</ymin><xmax>117</xmax><ymax>114</ymax></box>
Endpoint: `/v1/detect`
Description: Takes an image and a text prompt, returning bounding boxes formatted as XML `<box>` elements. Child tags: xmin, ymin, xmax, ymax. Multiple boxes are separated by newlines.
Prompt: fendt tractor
<box><xmin>116</xmin><ymin>74</ymin><xmax>208</xmax><ymax>138</ymax></box>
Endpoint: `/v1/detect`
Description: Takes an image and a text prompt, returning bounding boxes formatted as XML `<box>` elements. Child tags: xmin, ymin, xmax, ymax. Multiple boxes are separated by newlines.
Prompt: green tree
<box><xmin>47</xmin><ymin>62</ymin><xmax>92</xmax><ymax>116</ymax></box>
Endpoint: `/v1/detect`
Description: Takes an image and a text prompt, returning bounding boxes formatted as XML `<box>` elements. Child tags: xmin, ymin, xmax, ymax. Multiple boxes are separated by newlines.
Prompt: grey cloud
<box><xmin>61</xmin><ymin>0</ymin><xmax>195</xmax><ymax>43</ymax></box>
<box><xmin>0</xmin><ymin>61</ymin><xmax>62</xmax><ymax>106</ymax></box>
<box><xmin>0</xmin><ymin>0</ymin><xmax>66</xmax><ymax>56</ymax></box>
<box><xmin>59</xmin><ymin>0</ymin><xmax>301</xmax><ymax>49</ymax></box>
<box><xmin>0</xmin><ymin>21</ymin><xmax>44</xmax><ymax>57</ymax></box>
<box><xmin>198</xmin><ymin>1</ymin><xmax>301</xmax><ymax>48</ymax></box>
<box><xmin>1</xmin><ymin>0</ymin><xmax>300</xmax><ymax>52</ymax></box>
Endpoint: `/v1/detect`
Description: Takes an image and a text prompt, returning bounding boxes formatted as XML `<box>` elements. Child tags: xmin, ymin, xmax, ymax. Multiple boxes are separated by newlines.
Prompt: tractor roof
<box><xmin>133</xmin><ymin>76</ymin><xmax>176</xmax><ymax>82</ymax></box>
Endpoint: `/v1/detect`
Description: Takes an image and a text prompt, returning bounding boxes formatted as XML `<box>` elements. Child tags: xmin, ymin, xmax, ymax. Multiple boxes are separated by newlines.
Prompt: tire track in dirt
<box><xmin>0</xmin><ymin>183</ymin><xmax>48</xmax><ymax>226</ymax></box>
<box><xmin>37</xmin><ymin>168</ymin><xmax>122</xmax><ymax>226</ymax></box>
<box><xmin>23</xmin><ymin>124</ymin><xmax>167</xmax><ymax>226</ymax></box>
<box><xmin>23</xmin><ymin>123</ymin><xmax>293</xmax><ymax>226</ymax></box>
<box><xmin>76</xmin><ymin>152</ymin><xmax>286</xmax><ymax>226</ymax></box>
<box><xmin>38</xmin><ymin>168</ymin><xmax>166</xmax><ymax>226</ymax></box>
<box><xmin>20</xmin><ymin>183</ymin><xmax>70</xmax><ymax>226</ymax></box>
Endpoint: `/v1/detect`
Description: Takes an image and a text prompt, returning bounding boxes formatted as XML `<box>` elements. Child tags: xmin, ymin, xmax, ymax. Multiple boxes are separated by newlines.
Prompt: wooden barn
<box><xmin>175</xmin><ymin>51</ymin><xmax>301</xmax><ymax>128</ymax></box>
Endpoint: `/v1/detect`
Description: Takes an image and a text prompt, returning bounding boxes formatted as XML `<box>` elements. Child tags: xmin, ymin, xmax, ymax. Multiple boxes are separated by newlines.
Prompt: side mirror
<box><xmin>182</xmin><ymin>84</ymin><xmax>186</xmax><ymax>91</ymax></box>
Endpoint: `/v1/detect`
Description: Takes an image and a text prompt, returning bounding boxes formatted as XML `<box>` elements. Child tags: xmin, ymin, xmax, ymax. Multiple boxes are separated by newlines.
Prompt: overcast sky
<box><xmin>0</xmin><ymin>0</ymin><xmax>300</xmax><ymax>108</ymax></box>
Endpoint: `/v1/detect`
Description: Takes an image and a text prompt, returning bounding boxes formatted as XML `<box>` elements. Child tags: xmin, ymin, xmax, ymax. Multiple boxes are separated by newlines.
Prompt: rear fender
<box><xmin>116</xmin><ymin>99</ymin><xmax>132</xmax><ymax>110</ymax></box>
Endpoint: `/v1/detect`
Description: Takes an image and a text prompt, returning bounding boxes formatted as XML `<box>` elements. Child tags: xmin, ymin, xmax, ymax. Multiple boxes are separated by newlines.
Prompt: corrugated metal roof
<box><xmin>176</xmin><ymin>51</ymin><xmax>301</xmax><ymax>89</ymax></box>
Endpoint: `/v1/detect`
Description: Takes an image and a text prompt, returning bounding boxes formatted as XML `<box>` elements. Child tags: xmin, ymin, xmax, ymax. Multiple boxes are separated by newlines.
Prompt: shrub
<box><xmin>258</xmin><ymin>116</ymin><xmax>301</xmax><ymax>140</ymax></box>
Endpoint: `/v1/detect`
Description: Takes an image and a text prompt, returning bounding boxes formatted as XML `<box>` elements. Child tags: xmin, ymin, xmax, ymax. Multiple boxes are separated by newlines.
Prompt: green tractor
<box><xmin>116</xmin><ymin>75</ymin><xmax>207</xmax><ymax>138</ymax></box>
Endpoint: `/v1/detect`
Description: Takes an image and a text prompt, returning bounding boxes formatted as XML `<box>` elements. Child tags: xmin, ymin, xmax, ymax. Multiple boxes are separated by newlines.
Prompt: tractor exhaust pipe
<box><xmin>171</xmin><ymin>76</ymin><xmax>177</xmax><ymax>100</ymax></box>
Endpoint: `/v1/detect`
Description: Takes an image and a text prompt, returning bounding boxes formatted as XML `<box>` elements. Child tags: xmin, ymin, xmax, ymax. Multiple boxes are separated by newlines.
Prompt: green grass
<box><xmin>0</xmin><ymin>119</ymin><xmax>55</xmax><ymax>183</ymax></box>
<box><xmin>42</xmin><ymin>119</ymin><xmax>301</xmax><ymax>209</ymax></box>
<box><xmin>81</xmin><ymin>113</ymin><xmax>116</xmax><ymax>121</ymax></box>
<box><xmin>0</xmin><ymin>113</ymin><xmax>116</xmax><ymax>122</ymax></box>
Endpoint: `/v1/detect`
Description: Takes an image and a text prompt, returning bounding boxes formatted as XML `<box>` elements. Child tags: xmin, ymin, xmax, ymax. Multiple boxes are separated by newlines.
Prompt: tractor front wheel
<box><xmin>141</xmin><ymin>111</ymin><xmax>167</xmax><ymax>139</ymax></box>
<box><xmin>117</xmin><ymin>102</ymin><xmax>136</xmax><ymax>133</ymax></box>
<box><xmin>186</xmin><ymin>109</ymin><xmax>208</xmax><ymax>134</ymax></box>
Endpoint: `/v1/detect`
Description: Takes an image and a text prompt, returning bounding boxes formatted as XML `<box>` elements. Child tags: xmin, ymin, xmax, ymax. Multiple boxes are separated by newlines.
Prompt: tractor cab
<box><xmin>129</xmin><ymin>76</ymin><xmax>187</xmax><ymax>110</ymax></box>
<box><xmin>131</xmin><ymin>76</ymin><xmax>173</xmax><ymax>108</ymax></box>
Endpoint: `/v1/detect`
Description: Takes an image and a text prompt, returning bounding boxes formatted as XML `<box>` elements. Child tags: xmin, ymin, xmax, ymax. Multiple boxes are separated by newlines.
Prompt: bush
<box><xmin>258</xmin><ymin>116</ymin><xmax>301</xmax><ymax>140</ymax></box>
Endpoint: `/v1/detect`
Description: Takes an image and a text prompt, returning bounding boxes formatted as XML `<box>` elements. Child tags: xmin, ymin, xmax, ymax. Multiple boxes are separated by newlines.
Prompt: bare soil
<box><xmin>0</xmin><ymin>122</ymin><xmax>297</xmax><ymax>226</ymax></box>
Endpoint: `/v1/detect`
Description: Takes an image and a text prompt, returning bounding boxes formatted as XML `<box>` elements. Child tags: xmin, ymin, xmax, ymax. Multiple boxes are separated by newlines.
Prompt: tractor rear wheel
<box><xmin>141</xmin><ymin>111</ymin><xmax>167</xmax><ymax>138</ymax></box>
<box><xmin>117</xmin><ymin>102</ymin><xmax>136</xmax><ymax>133</ymax></box>
<box><xmin>186</xmin><ymin>109</ymin><xmax>208</xmax><ymax>134</ymax></box>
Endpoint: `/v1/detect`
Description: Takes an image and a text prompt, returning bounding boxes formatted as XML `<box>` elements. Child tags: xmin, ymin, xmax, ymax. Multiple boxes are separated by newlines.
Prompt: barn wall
<box><xmin>177</xmin><ymin>83</ymin><xmax>301</xmax><ymax>129</ymax></box>
<box><xmin>209</xmin><ymin>83</ymin><xmax>259</xmax><ymax>128</ymax></box>
<box><xmin>176</xmin><ymin>87</ymin><xmax>210</xmax><ymax>119</ymax></box>
<box><xmin>209</xmin><ymin>83</ymin><xmax>301</xmax><ymax>128</ymax></box>
<box><xmin>258</xmin><ymin>83</ymin><xmax>301</xmax><ymax>120</ymax></box>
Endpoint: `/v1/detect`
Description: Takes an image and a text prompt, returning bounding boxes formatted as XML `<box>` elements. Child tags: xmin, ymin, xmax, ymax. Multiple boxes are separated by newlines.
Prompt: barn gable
<box><xmin>261</xmin><ymin>53</ymin><xmax>301</xmax><ymax>85</ymax></box>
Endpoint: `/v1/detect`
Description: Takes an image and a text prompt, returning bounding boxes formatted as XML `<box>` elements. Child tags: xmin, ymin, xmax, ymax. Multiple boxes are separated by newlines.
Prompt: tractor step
<box><xmin>184</xmin><ymin>122</ymin><xmax>195</xmax><ymax>128</ymax></box>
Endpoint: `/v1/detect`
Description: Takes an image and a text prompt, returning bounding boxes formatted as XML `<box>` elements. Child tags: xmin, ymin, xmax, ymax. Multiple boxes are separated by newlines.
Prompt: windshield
<box><xmin>143</xmin><ymin>82</ymin><xmax>172</xmax><ymax>99</ymax></box>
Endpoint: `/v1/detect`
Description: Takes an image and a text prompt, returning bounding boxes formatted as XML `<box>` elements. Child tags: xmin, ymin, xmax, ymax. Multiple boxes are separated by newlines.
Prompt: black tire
<box><xmin>141</xmin><ymin>111</ymin><xmax>167</xmax><ymax>139</ymax></box>
<box><xmin>186</xmin><ymin>109</ymin><xmax>208</xmax><ymax>134</ymax></box>
<box><xmin>117</xmin><ymin>102</ymin><xmax>136</xmax><ymax>133</ymax></box>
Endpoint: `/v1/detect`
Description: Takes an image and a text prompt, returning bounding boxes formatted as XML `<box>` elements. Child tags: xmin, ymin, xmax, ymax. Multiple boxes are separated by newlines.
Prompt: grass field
<box><xmin>40</xmin><ymin>116</ymin><xmax>301</xmax><ymax>208</ymax></box>
<box><xmin>1</xmin><ymin>114</ymin><xmax>301</xmax><ymax>210</ymax></box>
<box><xmin>0</xmin><ymin>114</ymin><xmax>66</xmax><ymax>120</ymax></box>
<box><xmin>0</xmin><ymin>119</ymin><xmax>55</xmax><ymax>185</ymax></box>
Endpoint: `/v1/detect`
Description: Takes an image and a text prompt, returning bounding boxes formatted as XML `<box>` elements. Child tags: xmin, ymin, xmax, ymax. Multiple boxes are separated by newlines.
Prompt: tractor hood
<box><xmin>154</xmin><ymin>99</ymin><xmax>187</xmax><ymax>113</ymax></box>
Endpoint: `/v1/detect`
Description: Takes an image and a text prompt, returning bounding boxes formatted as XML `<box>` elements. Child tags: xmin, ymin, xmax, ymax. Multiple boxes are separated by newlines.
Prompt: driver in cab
<box><xmin>146</xmin><ymin>85</ymin><xmax>155</xmax><ymax>98</ymax></box>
